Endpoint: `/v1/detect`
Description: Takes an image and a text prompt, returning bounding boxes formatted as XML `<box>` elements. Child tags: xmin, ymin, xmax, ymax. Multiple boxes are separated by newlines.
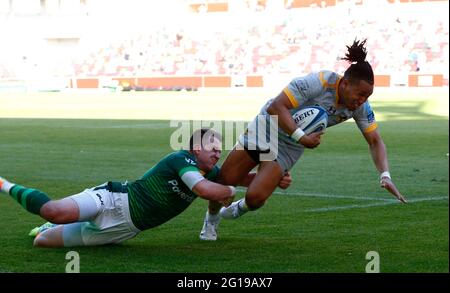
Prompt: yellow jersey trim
<box><xmin>284</xmin><ymin>88</ymin><xmax>299</xmax><ymax>108</ymax></box>
<box><xmin>364</xmin><ymin>123</ymin><xmax>378</xmax><ymax>133</ymax></box>
<box><xmin>319</xmin><ymin>72</ymin><xmax>327</xmax><ymax>87</ymax></box>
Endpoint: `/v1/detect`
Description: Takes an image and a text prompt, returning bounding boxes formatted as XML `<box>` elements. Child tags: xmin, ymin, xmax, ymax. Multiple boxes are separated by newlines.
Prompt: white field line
<box><xmin>236</xmin><ymin>188</ymin><xmax>394</xmax><ymax>202</ymax></box>
<box><xmin>235</xmin><ymin>188</ymin><xmax>448</xmax><ymax>212</ymax></box>
<box><xmin>304</xmin><ymin>196</ymin><xmax>449</xmax><ymax>213</ymax></box>
<box><xmin>53</xmin><ymin>123</ymin><xmax>170</xmax><ymax>129</ymax></box>
<box><xmin>271</xmin><ymin>190</ymin><xmax>394</xmax><ymax>201</ymax></box>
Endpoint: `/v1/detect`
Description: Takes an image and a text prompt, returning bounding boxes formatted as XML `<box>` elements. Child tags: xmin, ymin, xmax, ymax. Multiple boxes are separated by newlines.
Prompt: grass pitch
<box><xmin>0</xmin><ymin>93</ymin><xmax>448</xmax><ymax>273</ymax></box>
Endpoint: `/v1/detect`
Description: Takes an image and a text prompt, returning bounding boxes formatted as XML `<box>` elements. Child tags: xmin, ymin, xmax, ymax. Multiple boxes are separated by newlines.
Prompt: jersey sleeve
<box><xmin>283</xmin><ymin>72</ymin><xmax>324</xmax><ymax>108</ymax></box>
<box><xmin>353</xmin><ymin>101</ymin><xmax>378</xmax><ymax>133</ymax></box>
<box><xmin>169</xmin><ymin>153</ymin><xmax>205</xmax><ymax>190</ymax></box>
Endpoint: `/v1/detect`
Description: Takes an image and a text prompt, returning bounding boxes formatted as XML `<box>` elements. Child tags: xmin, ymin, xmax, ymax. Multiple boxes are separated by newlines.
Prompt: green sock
<box><xmin>9</xmin><ymin>185</ymin><xmax>51</xmax><ymax>215</ymax></box>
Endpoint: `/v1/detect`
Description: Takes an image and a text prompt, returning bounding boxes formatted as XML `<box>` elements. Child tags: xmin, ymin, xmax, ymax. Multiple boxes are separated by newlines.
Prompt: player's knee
<box><xmin>246</xmin><ymin>199</ymin><xmax>265</xmax><ymax>210</ymax></box>
<box><xmin>244</xmin><ymin>193</ymin><xmax>266</xmax><ymax>210</ymax></box>
<box><xmin>40</xmin><ymin>202</ymin><xmax>66</xmax><ymax>223</ymax></box>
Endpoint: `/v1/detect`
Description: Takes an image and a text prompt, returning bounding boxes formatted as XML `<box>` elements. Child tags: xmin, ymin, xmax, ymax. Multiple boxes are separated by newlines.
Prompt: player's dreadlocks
<box><xmin>342</xmin><ymin>38</ymin><xmax>374</xmax><ymax>85</ymax></box>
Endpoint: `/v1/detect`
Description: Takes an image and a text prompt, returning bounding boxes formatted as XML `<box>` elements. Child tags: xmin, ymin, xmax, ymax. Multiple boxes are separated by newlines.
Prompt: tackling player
<box><xmin>0</xmin><ymin>128</ymin><xmax>282</xmax><ymax>247</ymax></box>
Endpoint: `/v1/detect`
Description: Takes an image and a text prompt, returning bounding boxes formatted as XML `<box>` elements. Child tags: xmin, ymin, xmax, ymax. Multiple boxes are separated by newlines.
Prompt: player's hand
<box><xmin>278</xmin><ymin>172</ymin><xmax>292</xmax><ymax>189</ymax></box>
<box><xmin>299</xmin><ymin>132</ymin><xmax>323</xmax><ymax>149</ymax></box>
<box><xmin>380</xmin><ymin>177</ymin><xmax>407</xmax><ymax>203</ymax></box>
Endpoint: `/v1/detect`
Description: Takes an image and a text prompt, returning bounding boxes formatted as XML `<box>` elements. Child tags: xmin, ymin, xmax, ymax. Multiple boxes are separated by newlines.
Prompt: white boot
<box><xmin>199</xmin><ymin>211</ymin><xmax>220</xmax><ymax>241</ymax></box>
<box><xmin>219</xmin><ymin>199</ymin><xmax>248</xmax><ymax>219</ymax></box>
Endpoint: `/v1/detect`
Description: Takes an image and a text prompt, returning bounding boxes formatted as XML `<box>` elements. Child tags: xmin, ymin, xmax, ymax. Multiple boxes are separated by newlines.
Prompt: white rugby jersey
<box><xmin>240</xmin><ymin>70</ymin><xmax>378</xmax><ymax>162</ymax></box>
<box><xmin>262</xmin><ymin>70</ymin><xmax>378</xmax><ymax>136</ymax></box>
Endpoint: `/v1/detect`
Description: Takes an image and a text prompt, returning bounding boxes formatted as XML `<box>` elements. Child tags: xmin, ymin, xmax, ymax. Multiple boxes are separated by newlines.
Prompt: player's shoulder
<box><xmin>168</xmin><ymin>150</ymin><xmax>198</xmax><ymax>166</ymax></box>
<box><xmin>320</xmin><ymin>70</ymin><xmax>339</xmax><ymax>78</ymax></box>
<box><xmin>319</xmin><ymin>70</ymin><xmax>340</xmax><ymax>86</ymax></box>
<box><xmin>288</xmin><ymin>72</ymin><xmax>322</xmax><ymax>91</ymax></box>
<box><xmin>291</xmin><ymin>70</ymin><xmax>340</xmax><ymax>87</ymax></box>
<box><xmin>291</xmin><ymin>71</ymin><xmax>320</xmax><ymax>82</ymax></box>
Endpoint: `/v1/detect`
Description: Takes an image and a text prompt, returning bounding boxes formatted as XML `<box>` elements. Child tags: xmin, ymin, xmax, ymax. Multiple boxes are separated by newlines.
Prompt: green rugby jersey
<box><xmin>127</xmin><ymin>150</ymin><xmax>219</xmax><ymax>231</ymax></box>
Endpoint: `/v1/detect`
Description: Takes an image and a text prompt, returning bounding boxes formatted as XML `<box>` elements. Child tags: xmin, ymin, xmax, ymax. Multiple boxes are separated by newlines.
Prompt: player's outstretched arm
<box><xmin>380</xmin><ymin>176</ymin><xmax>407</xmax><ymax>203</ymax></box>
<box><xmin>363</xmin><ymin>129</ymin><xmax>407</xmax><ymax>203</ymax></box>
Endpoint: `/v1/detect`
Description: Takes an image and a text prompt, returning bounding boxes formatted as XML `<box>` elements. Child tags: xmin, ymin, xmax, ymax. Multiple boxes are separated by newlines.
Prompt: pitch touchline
<box><xmin>54</xmin><ymin>123</ymin><xmax>170</xmax><ymax>129</ymax></box>
<box><xmin>235</xmin><ymin>187</ymin><xmax>448</xmax><ymax>212</ymax></box>
<box><xmin>303</xmin><ymin>196</ymin><xmax>449</xmax><ymax>212</ymax></box>
<box><xmin>236</xmin><ymin>188</ymin><xmax>395</xmax><ymax>201</ymax></box>
<box><xmin>272</xmin><ymin>190</ymin><xmax>395</xmax><ymax>201</ymax></box>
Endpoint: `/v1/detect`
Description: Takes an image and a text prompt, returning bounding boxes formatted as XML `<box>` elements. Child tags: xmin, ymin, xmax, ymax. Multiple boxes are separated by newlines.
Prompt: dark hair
<box><xmin>342</xmin><ymin>38</ymin><xmax>374</xmax><ymax>85</ymax></box>
<box><xmin>189</xmin><ymin>128</ymin><xmax>222</xmax><ymax>151</ymax></box>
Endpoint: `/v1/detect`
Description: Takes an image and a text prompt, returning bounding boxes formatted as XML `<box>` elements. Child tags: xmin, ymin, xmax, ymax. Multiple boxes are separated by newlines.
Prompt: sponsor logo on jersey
<box><xmin>367</xmin><ymin>111</ymin><xmax>375</xmax><ymax>124</ymax></box>
<box><xmin>327</xmin><ymin>106</ymin><xmax>337</xmax><ymax>115</ymax></box>
<box><xmin>168</xmin><ymin>180</ymin><xmax>195</xmax><ymax>202</ymax></box>
<box><xmin>365</xmin><ymin>103</ymin><xmax>375</xmax><ymax>123</ymax></box>
<box><xmin>185</xmin><ymin>157</ymin><xmax>196</xmax><ymax>165</ymax></box>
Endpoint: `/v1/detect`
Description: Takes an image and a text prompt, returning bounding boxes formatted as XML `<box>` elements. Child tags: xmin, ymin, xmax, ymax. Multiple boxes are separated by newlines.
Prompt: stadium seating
<box><xmin>0</xmin><ymin>0</ymin><xmax>448</xmax><ymax>88</ymax></box>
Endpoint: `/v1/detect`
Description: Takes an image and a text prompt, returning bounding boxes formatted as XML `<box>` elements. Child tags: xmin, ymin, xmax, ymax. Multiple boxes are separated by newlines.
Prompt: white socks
<box><xmin>206</xmin><ymin>211</ymin><xmax>220</xmax><ymax>223</ymax></box>
<box><xmin>238</xmin><ymin>198</ymin><xmax>249</xmax><ymax>212</ymax></box>
<box><xmin>0</xmin><ymin>177</ymin><xmax>14</xmax><ymax>193</ymax></box>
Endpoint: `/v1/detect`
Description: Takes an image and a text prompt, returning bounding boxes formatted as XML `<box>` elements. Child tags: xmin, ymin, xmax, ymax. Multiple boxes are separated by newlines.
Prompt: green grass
<box><xmin>0</xmin><ymin>111</ymin><xmax>448</xmax><ymax>272</ymax></box>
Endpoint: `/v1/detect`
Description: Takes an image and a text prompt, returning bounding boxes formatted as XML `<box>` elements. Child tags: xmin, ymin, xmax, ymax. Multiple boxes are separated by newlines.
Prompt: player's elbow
<box><xmin>267</xmin><ymin>101</ymin><xmax>280</xmax><ymax>116</ymax></box>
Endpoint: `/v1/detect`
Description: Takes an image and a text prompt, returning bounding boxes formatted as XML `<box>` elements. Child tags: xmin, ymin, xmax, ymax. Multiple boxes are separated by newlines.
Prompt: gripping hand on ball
<box><xmin>299</xmin><ymin>132</ymin><xmax>323</xmax><ymax>149</ymax></box>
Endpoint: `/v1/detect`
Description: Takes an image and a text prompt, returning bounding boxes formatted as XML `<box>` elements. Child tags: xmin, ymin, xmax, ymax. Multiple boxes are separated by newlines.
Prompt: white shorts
<box><xmin>68</xmin><ymin>183</ymin><xmax>140</xmax><ymax>246</ymax></box>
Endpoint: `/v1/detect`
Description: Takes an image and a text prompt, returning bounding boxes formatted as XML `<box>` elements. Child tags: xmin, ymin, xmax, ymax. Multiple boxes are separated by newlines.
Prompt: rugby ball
<box><xmin>292</xmin><ymin>106</ymin><xmax>328</xmax><ymax>135</ymax></box>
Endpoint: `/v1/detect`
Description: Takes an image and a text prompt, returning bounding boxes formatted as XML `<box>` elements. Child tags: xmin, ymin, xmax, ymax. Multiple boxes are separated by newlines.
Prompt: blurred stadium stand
<box><xmin>0</xmin><ymin>0</ymin><xmax>448</xmax><ymax>91</ymax></box>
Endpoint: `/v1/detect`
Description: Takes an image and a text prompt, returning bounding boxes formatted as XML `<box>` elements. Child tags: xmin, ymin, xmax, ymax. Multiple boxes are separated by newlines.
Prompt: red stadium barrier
<box><xmin>247</xmin><ymin>76</ymin><xmax>264</xmax><ymax>87</ymax></box>
<box><xmin>408</xmin><ymin>74</ymin><xmax>444</xmax><ymax>87</ymax></box>
<box><xmin>374</xmin><ymin>75</ymin><xmax>391</xmax><ymax>87</ymax></box>
<box><xmin>137</xmin><ymin>77</ymin><xmax>202</xmax><ymax>89</ymax></box>
<box><xmin>72</xmin><ymin>74</ymin><xmax>445</xmax><ymax>89</ymax></box>
<box><xmin>76</xmin><ymin>79</ymin><xmax>99</xmax><ymax>89</ymax></box>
